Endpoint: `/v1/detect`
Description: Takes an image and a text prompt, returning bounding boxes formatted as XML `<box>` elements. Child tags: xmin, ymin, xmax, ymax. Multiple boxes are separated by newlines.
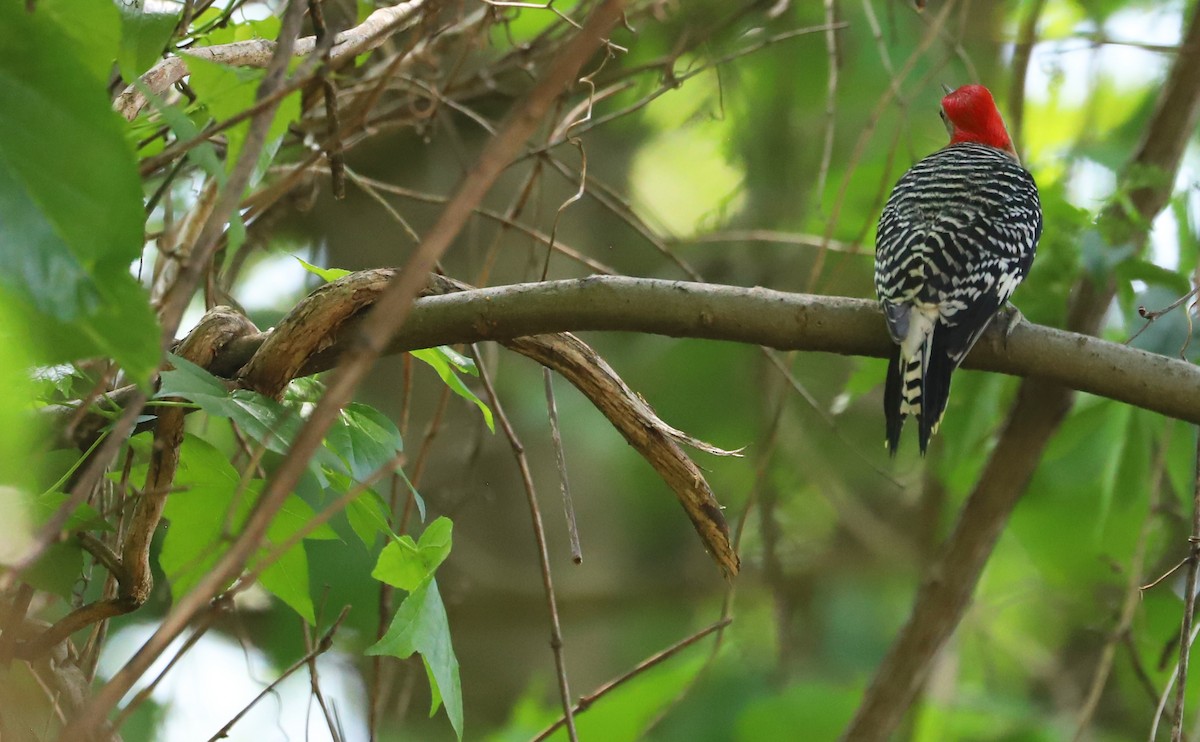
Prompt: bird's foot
<box><xmin>1000</xmin><ymin>303</ymin><xmax>1025</xmax><ymax>349</ymax></box>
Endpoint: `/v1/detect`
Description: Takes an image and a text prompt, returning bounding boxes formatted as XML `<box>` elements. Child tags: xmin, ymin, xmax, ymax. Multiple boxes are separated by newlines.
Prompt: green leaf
<box><xmin>156</xmin><ymin>435</ymin><xmax>336</xmax><ymax>623</ymax></box>
<box><xmin>412</xmin><ymin>348</ymin><xmax>494</xmax><ymax>432</ymax></box>
<box><xmin>326</xmin><ymin>403</ymin><xmax>403</xmax><ymax>481</ymax></box>
<box><xmin>40</xmin><ymin>0</ymin><xmax>121</xmax><ymax>83</ymax></box>
<box><xmin>372</xmin><ymin>517</ymin><xmax>453</xmax><ymax>591</ymax></box>
<box><xmin>366</xmin><ymin>578</ymin><xmax>463</xmax><ymax>740</ymax></box>
<box><xmin>185</xmin><ymin>47</ymin><xmax>300</xmax><ymax>183</ymax></box>
<box><xmin>295</xmin><ymin>256</ymin><xmax>352</xmax><ymax>283</ymax></box>
<box><xmin>23</xmin><ymin>541</ymin><xmax>82</xmax><ymax>600</ymax></box>
<box><xmin>435</xmin><ymin>346</ymin><xmax>478</xmax><ymax>376</ymax></box>
<box><xmin>0</xmin><ymin>4</ymin><xmax>159</xmax><ymax>382</ymax></box>
<box><xmin>158</xmin><ymin>355</ymin><xmax>303</xmax><ymax>455</ymax></box>
<box><xmin>345</xmin><ymin>488</ymin><xmax>392</xmax><ymax>548</ymax></box>
<box><xmin>1115</xmin><ymin>258</ymin><xmax>1192</xmax><ymax>296</ymax></box>
<box><xmin>323</xmin><ymin>403</ymin><xmax>406</xmax><ymax>547</ymax></box>
<box><xmin>135</xmin><ymin>81</ymin><xmax>225</xmax><ymax>180</ymax></box>
<box><xmin>118</xmin><ymin>8</ymin><xmax>179</xmax><ymax>81</ymax></box>
<box><xmin>29</xmin><ymin>492</ymin><xmax>112</xmax><ymax>532</ymax></box>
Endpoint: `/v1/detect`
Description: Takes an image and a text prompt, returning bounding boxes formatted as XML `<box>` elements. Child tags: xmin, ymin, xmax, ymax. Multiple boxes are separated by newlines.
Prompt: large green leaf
<box><xmin>366</xmin><ymin>577</ymin><xmax>463</xmax><ymax>740</ymax></box>
<box><xmin>0</xmin><ymin>3</ymin><xmax>159</xmax><ymax>381</ymax></box>
<box><xmin>186</xmin><ymin>17</ymin><xmax>300</xmax><ymax>184</ymax></box>
<box><xmin>372</xmin><ymin>517</ymin><xmax>453</xmax><ymax>592</ymax></box>
<box><xmin>118</xmin><ymin>7</ymin><xmax>179</xmax><ymax>81</ymax></box>
<box><xmin>326</xmin><ymin>403</ymin><xmax>404</xmax><ymax>482</ymax></box>
<box><xmin>152</xmin><ymin>435</ymin><xmax>336</xmax><ymax>623</ymax></box>
<box><xmin>159</xmin><ymin>355</ymin><xmax>305</xmax><ymax>456</ymax></box>
<box><xmin>40</xmin><ymin>0</ymin><xmax>121</xmax><ymax>83</ymax></box>
<box><xmin>412</xmin><ymin>347</ymin><xmax>495</xmax><ymax>431</ymax></box>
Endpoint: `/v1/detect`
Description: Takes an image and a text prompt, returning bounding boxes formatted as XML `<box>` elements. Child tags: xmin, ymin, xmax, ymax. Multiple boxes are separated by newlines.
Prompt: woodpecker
<box><xmin>874</xmin><ymin>84</ymin><xmax>1041</xmax><ymax>455</ymax></box>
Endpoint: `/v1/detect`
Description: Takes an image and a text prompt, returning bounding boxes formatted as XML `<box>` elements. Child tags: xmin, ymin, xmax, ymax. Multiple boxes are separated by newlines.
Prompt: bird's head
<box><xmin>939</xmin><ymin>84</ymin><xmax>1016</xmax><ymax>156</ymax></box>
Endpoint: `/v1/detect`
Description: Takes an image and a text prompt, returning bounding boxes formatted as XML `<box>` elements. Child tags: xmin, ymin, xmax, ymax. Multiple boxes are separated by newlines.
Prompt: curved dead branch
<box><xmin>239</xmin><ymin>269</ymin><xmax>741</xmax><ymax>574</ymax></box>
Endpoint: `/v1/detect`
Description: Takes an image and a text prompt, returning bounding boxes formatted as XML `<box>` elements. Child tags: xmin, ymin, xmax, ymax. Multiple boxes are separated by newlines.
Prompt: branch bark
<box><xmin>51</xmin><ymin>275</ymin><xmax>1200</xmax><ymax>447</ymax></box>
<box><xmin>238</xmin><ymin>276</ymin><xmax>1200</xmax><ymax>425</ymax></box>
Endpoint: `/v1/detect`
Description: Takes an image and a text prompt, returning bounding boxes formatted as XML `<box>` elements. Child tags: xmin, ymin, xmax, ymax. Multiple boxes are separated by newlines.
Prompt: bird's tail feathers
<box><xmin>885</xmin><ymin>331</ymin><xmax>930</xmax><ymax>456</ymax></box>
<box><xmin>885</xmin><ymin>329</ymin><xmax>957</xmax><ymax>456</ymax></box>
<box><xmin>884</xmin><ymin>354</ymin><xmax>904</xmax><ymax>455</ymax></box>
<box><xmin>916</xmin><ymin>332</ymin><xmax>956</xmax><ymax>454</ymax></box>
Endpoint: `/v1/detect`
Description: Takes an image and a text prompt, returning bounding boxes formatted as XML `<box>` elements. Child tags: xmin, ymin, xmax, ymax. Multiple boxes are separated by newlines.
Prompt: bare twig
<box><xmin>473</xmin><ymin>344</ymin><xmax>578</xmax><ymax>741</ymax></box>
<box><xmin>816</xmin><ymin>0</ymin><xmax>839</xmax><ymax>205</ymax></box>
<box><xmin>207</xmin><ymin>606</ymin><xmax>350</xmax><ymax>741</ymax></box>
<box><xmin>1169</xmin><ymin>436</ymin><xmax>1200</xmax><ymax>741</ymax></box>
<box><xmin>309</xmin><ymin>0</ymin><xmax>346</xmax><ymax>200</ymax></box>
<box><xmin>1152</xmin><ymin>623</ymin><xmax>1200</xmax><ymax>741</ymax></box>
<box><xmin>1008</xmin><ymin>0</ymin><xmax>1047</xmax><ymax>156</ymax></box>
<box><xmin>1128</xmin><ymin>287</ymin><xmax>1200</xmax><ymax>346</ymax></box>
<box><xmin>544</xmin><ymin>369</ymin><xmax>582</xmax><ymax>564</ymax></box>
<box><xmin>531</xmin><ymin>618</ymin><xmax>732</xmax><ymax>742</ymax></box>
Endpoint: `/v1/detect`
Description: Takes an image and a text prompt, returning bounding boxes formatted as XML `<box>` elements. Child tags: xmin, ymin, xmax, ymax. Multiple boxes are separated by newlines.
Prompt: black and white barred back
<box><xmin>874</xmin><ymin>142</ymin><xmax>1042</xmax><ymax>454</ymax></box>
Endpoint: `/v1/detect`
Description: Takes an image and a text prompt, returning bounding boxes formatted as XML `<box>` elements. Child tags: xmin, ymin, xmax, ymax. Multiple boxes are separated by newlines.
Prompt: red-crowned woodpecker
<box><xmin>874</xmin><ymin>84</ymin><xmax>1042</xmax><ymax>455</ymax></box>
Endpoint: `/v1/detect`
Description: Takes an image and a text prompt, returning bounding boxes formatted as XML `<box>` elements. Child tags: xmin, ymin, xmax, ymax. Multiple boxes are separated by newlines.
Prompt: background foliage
<box><xmin>2</xmin><ymin>0</ymin><xmax>1200</xmax><ymax>740</ymax></box>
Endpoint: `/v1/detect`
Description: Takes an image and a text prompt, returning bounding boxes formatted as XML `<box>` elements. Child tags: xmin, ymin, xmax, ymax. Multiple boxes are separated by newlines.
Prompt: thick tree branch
<box><xmin>382</xmin><ymin>279</ymin><xmax>1200</xmax><ymax>423</ymax></box>
<box><xmin>52</xmin><ymin>276</ymin><xmax>1200</xmax><ymax>446</ymax></box>
<box><xmin>257</xmin><ymin>276</ymin><xmax>1199</xmax><ymax>425</ymax></box>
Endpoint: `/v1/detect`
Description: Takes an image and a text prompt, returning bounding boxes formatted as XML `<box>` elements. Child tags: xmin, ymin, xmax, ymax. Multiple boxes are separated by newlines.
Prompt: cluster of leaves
<box><xmin>0</xmin><ymin>1</ymin><xmax>495</xmax><ymax>737</ymax></box>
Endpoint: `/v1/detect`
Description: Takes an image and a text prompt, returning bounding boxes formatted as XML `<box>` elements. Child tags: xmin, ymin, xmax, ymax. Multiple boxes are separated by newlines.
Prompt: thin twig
<box><xmin>816</xmin><ymin>0</ymin><xmax>839</xmax><ymax>206</ymax></box>
<box><xmin>208</xmin><ymin>606</ymin><xmax>351</xmax><ymax>741</ymax></box>
<box><xmin>531</xmin><ymin>618</ymin><xmax>732</xmax><ymax>742</ymax></box>
<box><xmin>1008</xmin><ymin>0</ymin><xmax>1047</xmax><ymax>156</ymax></box>
<box><xmin>1128</xmin><ymin>287</ymin><xmax>1200</xmax><ymax>346</ymax></box>
<box><xmin>1143</xmin><ymin>557</ymin><xmax>1191</xmax><ymax>592</ymax></box>
<box><xmin>544</xmin><ymin>368</ymin><xmax>582</xmax><ymax>563</ymax></box>
<box><xmin>1152</xmin><ymin>623</ymin><xmax>1200</xmax><ymax>741</ymax></box>
<box><xmin>1169</xmin><ymin>435</ymin><xmax>1200</xmax><ymax>741</ymax></box>
<box><xmin>473</xmin><ymin>343</ymin><xmax>578</xmax><ymax>740</ymax></box>
<box><xmin>330</xmin><ymin>171</ymin><xmax>617</xmax><ymax>274</ymax></box>
<box><xmin>310</xmin><ymin>0</ymin><xmax>346</xmax><ymax>200</ymax></box>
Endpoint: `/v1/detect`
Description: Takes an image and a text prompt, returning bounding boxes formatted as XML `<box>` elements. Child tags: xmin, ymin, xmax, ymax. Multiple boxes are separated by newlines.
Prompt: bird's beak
<box><xmin>941</xmin><ymin>83</ymin><xmax>954</xmax><ymax>95</ymax></box>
